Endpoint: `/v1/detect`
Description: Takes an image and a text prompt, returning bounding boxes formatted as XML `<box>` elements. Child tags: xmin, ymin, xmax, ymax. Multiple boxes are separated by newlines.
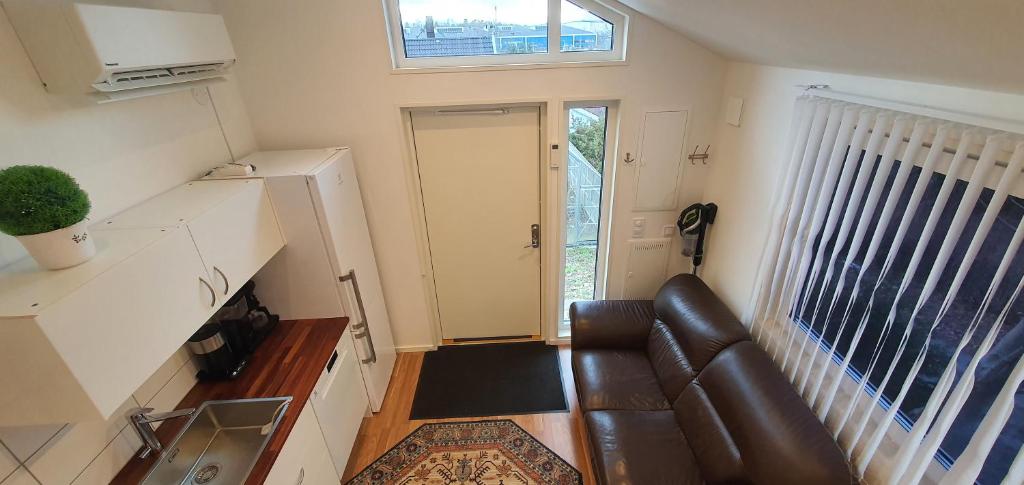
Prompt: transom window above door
<box><xmin>383</xmin><ymin>0</ymin><xmax>628</xmax><ymax>70</ymax></box>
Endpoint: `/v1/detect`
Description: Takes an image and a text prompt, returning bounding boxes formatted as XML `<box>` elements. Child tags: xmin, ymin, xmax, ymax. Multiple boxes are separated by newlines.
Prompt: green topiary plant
<box><xmin>0</xmin><ymin>165</ymin><xmax>91</xmax><ymax>237</ymax></box>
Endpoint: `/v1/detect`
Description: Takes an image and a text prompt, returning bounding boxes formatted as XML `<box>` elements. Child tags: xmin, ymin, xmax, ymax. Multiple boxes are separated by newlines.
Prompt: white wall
<box><xmin>0</xmin><ymin>350</ymin><xmax>199</xmax><ymax>485</ymax></box>
<box><xmin>214</xmin><ymin>0</ymin><xmax>726</xmax><ymax>348</ymax></box>
<box><xmin>701</xmin><ymin>62</ymin><xmax>1024</xmax><ymax>320</ymax></box>
<box><xmin>0</xmin><ymin>1</ymin><xmax>255</xmax><ymax>482</ymax></box>
<box><xmin>0</xmin><ymin>0</ymin><xmax>255</xmax><ymax>268</ymax></box>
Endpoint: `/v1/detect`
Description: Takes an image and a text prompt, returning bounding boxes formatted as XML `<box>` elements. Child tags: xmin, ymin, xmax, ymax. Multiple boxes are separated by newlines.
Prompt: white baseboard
<box><xmin>395</xmin><ymin>344</ymin><xmax>438</xmax><ymax>353</ymax></box>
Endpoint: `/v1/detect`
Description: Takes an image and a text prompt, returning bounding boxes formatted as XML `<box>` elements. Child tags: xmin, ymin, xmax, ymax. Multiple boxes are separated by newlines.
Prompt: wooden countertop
<box><xmin>112</xmin><ymin>317</ymin><xmax>348</xmax><ymax>484</ymax></box>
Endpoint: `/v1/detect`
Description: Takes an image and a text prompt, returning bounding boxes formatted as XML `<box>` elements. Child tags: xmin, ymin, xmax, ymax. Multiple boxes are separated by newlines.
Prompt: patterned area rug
<box><xmin>346</xmin><ymin>420</ymin><xmax>582</xmax><ymax>485</ymax></box>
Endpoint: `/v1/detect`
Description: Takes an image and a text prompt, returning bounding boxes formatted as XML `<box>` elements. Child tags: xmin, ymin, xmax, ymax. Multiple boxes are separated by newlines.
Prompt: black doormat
<box><xmin>409</xmin><ymin>341</ymin><xmax>569</xmax><ymax>419</ymax></box>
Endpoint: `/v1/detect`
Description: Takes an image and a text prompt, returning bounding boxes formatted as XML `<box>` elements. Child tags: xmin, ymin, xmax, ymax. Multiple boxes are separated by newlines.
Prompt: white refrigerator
<box><xmin>206</xmin><ymin>148</ymin><xmax>396</xmax><ymax>412</ymax></box>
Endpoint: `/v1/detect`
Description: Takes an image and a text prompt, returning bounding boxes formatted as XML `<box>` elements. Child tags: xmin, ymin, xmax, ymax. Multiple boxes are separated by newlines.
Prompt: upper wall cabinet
<box><xmin>0</xmin><ymin>180</ymin><xmax>284</xmax><ymax>425</ymax></box>
<box><xmin>101</xmin><ymin>179</ymin><xmax>285</xmax><ymax>306</ymax></box>
<box><xmin>0</xmin><ymin>228</ymin><xmax>212</xmax><ymax>425</ymax></box>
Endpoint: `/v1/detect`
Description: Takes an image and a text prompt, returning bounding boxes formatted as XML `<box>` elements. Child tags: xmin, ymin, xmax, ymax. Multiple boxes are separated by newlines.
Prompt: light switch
<box><xmin>663</xmin><ymin>225</ymin><xmax>675</xmax><ymax>236</ymax></box>
<box><xmin>632</xmin><ymin>217</ymin><xmax>646</xmax><ymax>238</ymax></box>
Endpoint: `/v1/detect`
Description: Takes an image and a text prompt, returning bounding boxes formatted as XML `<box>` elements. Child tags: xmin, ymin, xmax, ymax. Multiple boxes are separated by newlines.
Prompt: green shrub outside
<box><xmin>569</xmin><ymin>117</ymin><xmax>605</xmax><ymax>172</ymax></box>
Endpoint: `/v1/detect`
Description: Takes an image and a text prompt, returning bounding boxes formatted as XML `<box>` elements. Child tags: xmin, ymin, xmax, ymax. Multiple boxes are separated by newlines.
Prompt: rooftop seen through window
<box><xmin>387</xmin><ymin>0</ymin><xmax>626</xmax><ymax>68</ymax></box>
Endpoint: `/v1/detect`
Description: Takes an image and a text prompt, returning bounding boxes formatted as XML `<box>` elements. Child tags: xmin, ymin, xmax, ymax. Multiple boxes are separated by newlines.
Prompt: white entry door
<box><xmin>411</xmin><ymin>106</ymin><xmax>542</xmax><ymax>340</ymax></box>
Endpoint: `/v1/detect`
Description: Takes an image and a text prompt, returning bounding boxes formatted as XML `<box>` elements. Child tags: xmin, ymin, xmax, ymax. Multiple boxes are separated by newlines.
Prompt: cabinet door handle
<box><xmin>296</xmin><ymin>467</ymin><xmax>304</xmax><ymax>484</ymax></box>
<box><xmin>213</xmin><ymin>266</ymin><xmax>229</xmax><ymax>295</ymax></box>
<box><xmin>199</xmin><ymin>277</ymin><xmax>216</xmax><ymax>307</ymax></box>
<box><xmin>339</xmin><ymin>270</ymin><xmax>377</xmax><ymax>364</ymax></box>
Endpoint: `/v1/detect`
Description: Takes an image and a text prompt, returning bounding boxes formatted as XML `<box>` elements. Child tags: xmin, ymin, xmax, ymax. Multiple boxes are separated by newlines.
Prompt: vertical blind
<box><xmin>747</xmin><ymin>96</ymin><xmax>1024</xmax><ymax>484</ymax></box>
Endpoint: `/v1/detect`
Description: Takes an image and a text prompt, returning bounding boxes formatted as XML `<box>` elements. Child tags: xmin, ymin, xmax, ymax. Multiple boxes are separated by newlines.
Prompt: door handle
<box><xmin>199</xmin><ymin>277</ymin><xmax>216</xmax><ymax>307</ymax></box>
<box><xmin>523</xmin><ymin>223</ymin><xmax>540</xmax><ymax>249</ymax></box>
<box><xmin>339</xmin><ymin>270</ymin><xmax>377</xmax><ymax>364</ymax></box>
<box><xmin>213</xmin><ymin>266</ymin><xmax>229</xmax><ymax>295</ymax></box>
<box><xmin>353</xmin><ymin>330</ymin><xmax>374</xmax><ymax>363</ymax></box>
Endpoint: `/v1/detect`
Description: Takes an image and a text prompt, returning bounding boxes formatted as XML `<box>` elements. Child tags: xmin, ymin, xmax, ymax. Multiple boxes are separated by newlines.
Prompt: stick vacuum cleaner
<box><xmin>677</xmin><ymin>202</ymin><xmax>718</xmax><ymax>274</ymax></box>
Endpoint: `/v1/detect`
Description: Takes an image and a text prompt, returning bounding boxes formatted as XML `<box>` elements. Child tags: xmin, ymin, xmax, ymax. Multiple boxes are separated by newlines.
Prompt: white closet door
<box><xmin>634</xmin><ymin>110</ymin><xmax>689</xmax><ymax>211</ymax></box>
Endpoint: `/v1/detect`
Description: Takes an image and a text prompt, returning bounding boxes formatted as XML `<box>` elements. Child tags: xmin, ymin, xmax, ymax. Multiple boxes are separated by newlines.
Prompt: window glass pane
<box><xmin>564</xmin><ymin>107</ymin><xmax>608</xmax><ymax>323</ymax></box>
<box><xmin>398</xmin><ymin>0</ymin><xmax>548</xmax><ymax>58</ymax></box>
<box><xmin>560</xmin><ymin>0</ymin><xmax>613</xmax><ymax>52</ymax></box>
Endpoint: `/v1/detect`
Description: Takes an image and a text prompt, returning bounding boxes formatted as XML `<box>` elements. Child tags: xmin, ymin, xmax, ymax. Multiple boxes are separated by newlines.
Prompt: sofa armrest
<box><xmin>570</xmin><ymin>300</ymin><xmax>656</xmax><ymax>350</ymax></box>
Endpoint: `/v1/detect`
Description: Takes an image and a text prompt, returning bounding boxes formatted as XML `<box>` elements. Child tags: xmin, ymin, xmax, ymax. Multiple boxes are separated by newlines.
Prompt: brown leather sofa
<box><xmin>570</xmin><ymin>274</ymin><xmax>856</xmax><ymax>484</ymax></box>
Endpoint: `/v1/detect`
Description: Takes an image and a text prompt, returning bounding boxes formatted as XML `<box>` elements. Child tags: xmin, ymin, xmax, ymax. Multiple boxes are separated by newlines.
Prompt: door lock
<box><xmin>524</xmin><ymin>224</ymin><xmax>540</xmax><ymax>249</ymax></box>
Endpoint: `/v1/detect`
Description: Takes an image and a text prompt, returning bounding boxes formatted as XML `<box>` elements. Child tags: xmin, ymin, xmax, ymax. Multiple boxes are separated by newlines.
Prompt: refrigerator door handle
<box><xmin>339</xmin><ymin>270</ymin><xmax>377</xmax><ymax>364</ymax></box>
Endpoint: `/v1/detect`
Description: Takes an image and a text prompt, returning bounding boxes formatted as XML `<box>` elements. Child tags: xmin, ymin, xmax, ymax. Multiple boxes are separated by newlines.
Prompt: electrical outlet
<box><xmin>663</xmin><ymin>225</ymin><xmax>675</xmax><ymax>236</ymax></box>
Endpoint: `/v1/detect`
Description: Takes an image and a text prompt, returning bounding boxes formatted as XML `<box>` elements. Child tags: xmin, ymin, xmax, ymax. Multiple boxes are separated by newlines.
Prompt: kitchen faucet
<box><xmin>128</xmin><ymin>407</ymin><xmax>196</xmax><ymax>458</ymax></box>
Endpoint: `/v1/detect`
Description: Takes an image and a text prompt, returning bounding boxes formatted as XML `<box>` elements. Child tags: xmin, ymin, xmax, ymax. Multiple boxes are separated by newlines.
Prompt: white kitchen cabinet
<box><xmin>265</xmin><ymin>401</ymin><xmax>338</xmax><ymax>485</ymax></box>
<box><xmin>0</xmin><ymin>228</ymin><xmax>215</xmax><ymax>425</ymax></box>
<box><xmin>100</xmin><ymin>179</ymin><xmax>285</xmax><ymax>305</ymax></box>
<box><xmin>185</xmin><ymin>181</ymin><xmax>285</xmax><ymax>303</ymax></box>
<box><xmin>0</xmin><ymin>179</ymin><xmax>285</xmax><ymax>426</ymax></box>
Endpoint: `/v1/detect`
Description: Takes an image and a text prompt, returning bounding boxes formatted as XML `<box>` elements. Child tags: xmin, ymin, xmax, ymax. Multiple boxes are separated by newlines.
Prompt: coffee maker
<box><xmin>187</xmin><ymin>280</ymin><xmax>279</xmax><ymax>380</ymax></box>
<box><xmin>188</xmin><ymin>322</ymin><xmax>246</xmax><ymax>379</ymax></box>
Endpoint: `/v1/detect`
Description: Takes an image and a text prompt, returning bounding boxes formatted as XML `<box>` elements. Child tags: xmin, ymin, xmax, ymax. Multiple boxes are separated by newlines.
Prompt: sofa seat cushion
<box><xmin>585</xmin><ymin>410</ymin><xmax>704</xmax><ymax>485</ymax></box>
<box><xmin>572</xmin><ymin>349</ymin><xmax>670</xmax><ymax>411</ymax></box>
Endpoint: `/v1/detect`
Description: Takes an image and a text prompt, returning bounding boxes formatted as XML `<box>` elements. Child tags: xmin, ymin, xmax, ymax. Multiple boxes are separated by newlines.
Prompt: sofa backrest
<box><xmin>652</xmin><ymin>274</ymin><xmax>854</xmax><ymax>484</ymax></box>
<box><xmin>646</xmin><ymin>320</ymin><xmax>695</xmax><ymax>401</ymax></box>
<box><xmin>653</xmin><ymin>274</ymin><xmax>750</xmax><ymax>372</ymax></box>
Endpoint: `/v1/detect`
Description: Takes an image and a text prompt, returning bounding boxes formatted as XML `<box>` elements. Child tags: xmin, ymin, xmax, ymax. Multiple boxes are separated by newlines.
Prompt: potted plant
<box><xmin>0</xmin><ymin>165</ymin><xmax>95</xmax><ymax>270</ymax></box>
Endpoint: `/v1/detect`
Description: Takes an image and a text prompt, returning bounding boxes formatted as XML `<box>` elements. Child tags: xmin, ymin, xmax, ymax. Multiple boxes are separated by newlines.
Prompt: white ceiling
<box><xmin>618</xmin><ymin>0</ymin><xmax>1024</xmax><ymax>95</ymax></box>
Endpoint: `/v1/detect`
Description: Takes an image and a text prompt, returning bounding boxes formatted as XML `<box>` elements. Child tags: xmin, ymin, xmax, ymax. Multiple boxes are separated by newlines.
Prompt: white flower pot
<box><xmin>16</xmin><ymin>220</ymin><xmax>96</xmax><ymax>270</ymax></box>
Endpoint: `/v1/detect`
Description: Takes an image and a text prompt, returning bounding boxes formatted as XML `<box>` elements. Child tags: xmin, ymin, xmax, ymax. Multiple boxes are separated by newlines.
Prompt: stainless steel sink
<box><xmin>141</xmin><ymin>397</ymin><xmax>291</xmax><ymax>485</ymax></box>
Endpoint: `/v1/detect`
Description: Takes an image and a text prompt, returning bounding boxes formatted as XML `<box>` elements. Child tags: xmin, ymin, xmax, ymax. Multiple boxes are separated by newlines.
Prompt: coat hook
<box><xmin>687</xmin><ymin>145</ymin><xmax>711</xmax><ymax>164</ymax></box>
<box><xmin>624</xmin><ymin>152</ymin><xmax>636</xmax><ymax>164</ymax></box>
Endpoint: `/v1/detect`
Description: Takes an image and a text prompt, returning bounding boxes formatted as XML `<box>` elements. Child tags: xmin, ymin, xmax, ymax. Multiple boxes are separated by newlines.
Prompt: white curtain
<box><xmin>747</xmin><ymin>96</ymin><xmax>1024</xmax><ymax>485</ymax></box>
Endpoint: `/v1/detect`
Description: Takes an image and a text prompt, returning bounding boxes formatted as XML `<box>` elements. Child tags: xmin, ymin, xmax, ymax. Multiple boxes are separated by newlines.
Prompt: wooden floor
<box><xmin>341</xmin><ymin>347</ymin><xmax>596</xmax><ymax>484</ymax></box>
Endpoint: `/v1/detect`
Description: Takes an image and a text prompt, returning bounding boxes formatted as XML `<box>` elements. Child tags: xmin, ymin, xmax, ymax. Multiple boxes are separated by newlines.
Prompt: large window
<box><xmin>750</xmin><ymin>98</ymin><xmax>1024</xmax><ymax>484</ymax></box>
<box><xmin>794</xmin><ymin>153</ymin><xmax>1024</xmax><ymax>484</ymax></box>
<box><xmin>384</xmin><ymin>0</ymin><xmax>627</xmax><ymax>69</ymax></box>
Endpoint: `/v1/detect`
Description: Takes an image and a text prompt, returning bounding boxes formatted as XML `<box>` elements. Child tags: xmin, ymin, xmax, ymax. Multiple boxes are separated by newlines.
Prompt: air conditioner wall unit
<box><xmin>3</xmin><ymin>2</ymin><xmax>236</xmax><ymax>102</ymax></box>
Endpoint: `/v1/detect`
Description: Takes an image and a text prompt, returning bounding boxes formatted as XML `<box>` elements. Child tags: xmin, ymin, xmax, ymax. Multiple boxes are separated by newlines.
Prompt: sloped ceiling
<box><xmin>618</xmin><ymin>0</ymin><xmax>1024</xmax><ymax>95</ymax></box>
